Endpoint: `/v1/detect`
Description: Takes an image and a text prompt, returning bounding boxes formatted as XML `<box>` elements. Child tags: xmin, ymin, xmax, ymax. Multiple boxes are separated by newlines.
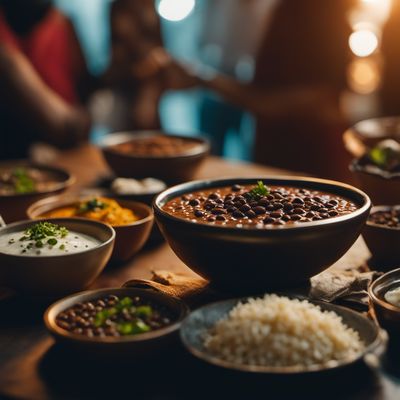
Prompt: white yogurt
<box><xmin>384</xmin><ymin>286</ymin><xmax>400</xmax><ymax>308</ymax></box>
<box><xmin>0</xmin><ymin>230</ymin><xmax>100</xmax><ymax>256</ymax></box>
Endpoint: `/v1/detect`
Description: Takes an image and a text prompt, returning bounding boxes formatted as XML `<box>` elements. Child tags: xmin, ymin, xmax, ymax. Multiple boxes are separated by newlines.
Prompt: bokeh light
<box><xmin>157</xmin><ymin>0</ymin><xmax>195</xmax><ymax>22</ymax></box>
<box><xmin>348</xmin><ymin>58</ymin><xmax>380</xmax><ymax>94</ymax></box>
<box><xmin>349</xmin><ymin>29</ymin><xmax>379</xmax><ymax>57</ymax></box>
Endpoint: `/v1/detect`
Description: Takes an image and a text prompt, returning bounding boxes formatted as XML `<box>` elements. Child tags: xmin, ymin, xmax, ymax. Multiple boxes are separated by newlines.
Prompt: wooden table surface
<box><xmin>0</xmin><ymin>145</ymin><xmax>399</xmax><ymax>400</ymax></box>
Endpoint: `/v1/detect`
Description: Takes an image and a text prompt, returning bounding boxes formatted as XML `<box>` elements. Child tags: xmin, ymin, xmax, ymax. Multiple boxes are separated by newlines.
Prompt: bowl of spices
<box><xmin>154</xmin><ymin>177</ymin><xmax>371</xmax><ymax>292</ymax></box>
<box><xmin>28</xmin><ymin>196</ymin><xmax>154</xmax><ymax>262</ymax></box>
<box><xmin>369</xmin><ymin>268</ymin><xmax>400</xmax><ymax>334</ymax></box>
<box><xmin>363</xmin><ymin>205</ymin><xmax>400</xmax><ymax>270</ymax></box>
<box><xmin>0</xmin><ymin>219</ymin><xmax>115</xmax><ymax>295</ymax></box>
<box><xmin>44</xmin><ymin>287</ymin><xmax>189</xmax><ymax>356</ymax></box>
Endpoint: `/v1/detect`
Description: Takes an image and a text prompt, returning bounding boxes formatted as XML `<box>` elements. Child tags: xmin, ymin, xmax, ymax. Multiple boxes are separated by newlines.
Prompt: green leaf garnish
<box><xmin>48</xmin><ymin>238</ymin><xmax>58</xmax><ymax>246</ymax></box>
<box><xmin>249</xmin><ymin>181</ymin><xmax>270</xmax><ymax>199</ymax></box>
<box><xmin>78</xmin><ymin>198</ymin><xmax>108</xmax><ymax>214</ymax></box>
<box><xmin>23</xmin><ymin>222</ymin><xmax>68</xmax><ymax>242</ymax></box>
<box><xmin>136</xmin><ymin>305</ymin><xmax>152</xmax><ymax>318</ymax></box>
<box><xmin>12</xmin><ymin>168</ymin><xmax>36</xmax><ymax>194</ymax></box>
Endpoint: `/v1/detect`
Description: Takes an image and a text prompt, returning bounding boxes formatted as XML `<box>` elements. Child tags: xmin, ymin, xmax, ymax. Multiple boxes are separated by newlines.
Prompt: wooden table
<box><xmin>0</xmin><ymin>145</ymin><xmax>399</xmax><ymax>400</ymax></box>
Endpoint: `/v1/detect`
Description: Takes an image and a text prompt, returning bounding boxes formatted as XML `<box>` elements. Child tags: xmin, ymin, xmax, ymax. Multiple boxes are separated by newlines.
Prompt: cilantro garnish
<box><xmin>248</xmin><ymin>181</ymin><xmax>270</xmax><ymax>199</ymax></box>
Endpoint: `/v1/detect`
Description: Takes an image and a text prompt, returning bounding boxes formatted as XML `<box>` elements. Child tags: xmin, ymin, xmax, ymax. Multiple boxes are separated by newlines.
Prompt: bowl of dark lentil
<box><xmin>44</xmin><ymin>288</ymin><xmax>189</xmax><ymax>356</ymax></box>
<box><xmin>154</xmin><ymin>177</ymin><xmax>371</xmax><ymax>292</ymax></box>
<box><xmin>363</xmin><ymin>205</ymin><xmax>400</xmax><ymax>271</ymax></box>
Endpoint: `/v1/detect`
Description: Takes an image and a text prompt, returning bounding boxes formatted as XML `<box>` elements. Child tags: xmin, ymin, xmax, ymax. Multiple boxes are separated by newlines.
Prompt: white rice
<box><xmin>204</xmin><ymin>294</ymin><xmax>364</xmax><ymax>368</ymax></box>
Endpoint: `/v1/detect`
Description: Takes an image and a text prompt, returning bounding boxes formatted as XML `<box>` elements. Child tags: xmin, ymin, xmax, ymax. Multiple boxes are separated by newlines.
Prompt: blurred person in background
<box><xmin>187</xmin><ymin>0</ymin><xmax>354</xmax><ymax>181</ymax></box>
<box><xmin>381</xmin><ymin>0</ymin><xmax>400</xmax><ymax>116</ymax></box>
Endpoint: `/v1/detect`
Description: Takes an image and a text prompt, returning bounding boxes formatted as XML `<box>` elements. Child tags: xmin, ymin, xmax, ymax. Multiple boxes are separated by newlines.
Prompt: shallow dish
<box><xmin>154</xmin><ymin>177</ymin><xmax>371</xmax><ymax>292</ymax></box>
<box><xmin>0</xmin><ymin>218</ymin><xmax>115</xmax><ymax>295</ymax></box>
<box><xmin>100</xmin><ymin>131</ymin><xmax>210</xmax><ymax>184</ymax></box>
<box><xmin>180</xmin><ymin>296</ymin><xmax>386</xmax><ymax>374</ymax></box>
<box><xmin>27</xmin><ymin>195</ymin><xmax>153</xmax><ymax>262</ymax></box>
<box><xmin>369</xmin><ymin>268</ymin><xmax>400</xmax><ymax>334</ymax></box>
<box><xmin>363</xmin><ymin>205</ymin><xmax>400</xmax><ymax>270</ymax></box>
<box><xmin>0</xmin><ymin>162</ymin><xmax>75</xmax><ymax>223</ymax></box>
<box><xmin>44</xmin><ymin>287</ymin><xmax>189</xmax><ymax>357</ymax></box>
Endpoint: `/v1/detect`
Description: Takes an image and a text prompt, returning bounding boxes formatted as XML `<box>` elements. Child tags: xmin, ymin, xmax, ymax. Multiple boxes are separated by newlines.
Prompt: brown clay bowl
<box><xmin>154</xmin><ymin>177</ymin><xmax>371</xmax><ymax>293</ymax></box>
<box><xmin>363</xmin><ymin>205</ymin><xmax>400</xmax><ymax>271</ymax></box>
<box><xmin>27</xmin><ymin>195</ymin><xmax>154</xmax><ymax>262</ymax></box>
<box><xmin>0</xmin><ymin>218</ymin><xmax>115</xmax><ymax>296</ymax></box>
<box><xmin>369</xmin><ymin>268</ymin><xmax>400</xmax><ymax>334</ymax></box>
<box><xmin>44</xmin><ymin>287</ymin><xmax>189</xmax><ymax>357</ymax></box>
<box><xmin>350</xmin><ymin>159</ymin><xmax>400</xmax><ymax>205</ymax></box>
<box><xmin>99</xmin><ymin>131</ymin><xmax>210</xmax><ymax>184</ymax></box>
<box><xmin>0</xmin><ymin>162</ymin><xmax>75</xmax><ymax>223</ymax></box>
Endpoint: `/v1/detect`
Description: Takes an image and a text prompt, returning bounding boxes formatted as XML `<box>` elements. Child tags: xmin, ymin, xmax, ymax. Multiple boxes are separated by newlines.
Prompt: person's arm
<box><xmin>0</xmin><ymin>45</ymin><xmax>90</xmax><ymax>148</ymax></box>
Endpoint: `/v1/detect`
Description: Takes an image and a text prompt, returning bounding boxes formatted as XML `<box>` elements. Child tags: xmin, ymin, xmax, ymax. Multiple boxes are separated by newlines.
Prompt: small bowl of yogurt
<box><xmin>369</xmin><ymin>268</ymin><xmax>400</xmax><ymax>334</ymax></box>
<box><xmin>0</xmin><ymin>218</ymin><xmax>115</xmax><ymax>295</ymax></box>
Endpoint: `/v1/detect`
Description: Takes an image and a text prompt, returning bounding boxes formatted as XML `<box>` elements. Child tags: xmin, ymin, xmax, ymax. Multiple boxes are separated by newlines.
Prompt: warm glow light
<box><xmin>349</xmin><ymin>29</ymin><xmax>379</xmax><ymax>57</ymax></box>
<box><xmin>348</xmin><ymin>58</ymin><xmax>380</xmax><ymax>94</ymax></box>
<box><xmin>157</xmin><ymin>0</ymin><xmax>195</xmax><ymax>22</ymax></box>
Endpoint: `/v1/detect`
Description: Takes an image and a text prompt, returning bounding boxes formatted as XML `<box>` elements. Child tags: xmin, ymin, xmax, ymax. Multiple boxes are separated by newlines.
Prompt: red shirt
<box><xmin>0</xmin><ymin>8</ymin><xmax>79</xmax><ymax>105</ymax></box>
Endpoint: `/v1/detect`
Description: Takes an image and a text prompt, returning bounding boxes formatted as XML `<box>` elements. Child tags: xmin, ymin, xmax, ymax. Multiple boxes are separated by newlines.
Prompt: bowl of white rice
<box><xmin>180</xmin><ymin>294</ymin><xmax>386</xmax><ymax>374</ymax></box>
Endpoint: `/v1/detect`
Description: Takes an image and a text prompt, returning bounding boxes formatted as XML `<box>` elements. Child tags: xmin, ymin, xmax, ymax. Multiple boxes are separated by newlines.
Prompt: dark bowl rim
<box><xmin>350</xmin><ymin>159</ymin><xmax>400</xmax><ymax>180</ymax></box>
<box><xmin>26</xmin><ymin>195</ymin><xmax>154</xmax><ymax>229</ymax></box>
<box><xmin>99</xmin><ymin>131</ymin><xmax>210</xmax><ymax>160</ymax></box>
<box><xmin>368</xmin><ymin>267</ymin><xmax>400</xmax><ymax>312</ymax></box>
<box><xmin>0</xmin><ymin>218</ymin><xmax>115</xmax><ymax>259</ymax></box>
<box><xmin>0</xmin><ymin>163</ymin><xmax>75</xmax><ymax>198</ymax></box>
<box><xmin>44</xmin><ymin>287</ymin><xmax>190</xmax><ymax>344</ymax></box>
<box><xmin>154</xmin><ymin>176</ymin><xmax>371</xmax><ymax>232</ymax></box>
<box><xmin>366</xmin><ymin>205</ymin><xmax>400</xmax><ymax>231</ymax></box>
<box><xmin>180</xmin><ymin>295</ymin><xmax>385</xmax><ymax>374</ymax></box>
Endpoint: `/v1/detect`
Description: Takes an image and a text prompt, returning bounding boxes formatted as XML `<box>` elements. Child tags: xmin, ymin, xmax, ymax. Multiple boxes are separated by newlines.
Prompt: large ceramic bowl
<box><xmin>180</xmin><ymin>296</ymin><xmax>386</xmax><ymax>374</ymax></box>
<box><xmin>0</xmin><ymin>163</ymin><xmax>75</xmax><ymax>223</ymax></box>
<box><xmin>27</xmin><ymin>195</ymin><xmax>154</xmax><ymax>262</ymax></box>
<box><xmin>154</xmin><ymin>177</ymin><xmax>371</xmax><ymax>292</ymax></box>
<box><xmin>44</xmin><ymin>287</ymin><xmax>189</xmax><ymax>357</ymax></box>
<box><xmin>0</xmin><ymin>218</ymin><xmax>115</xmax><ymax>295</ymax></box>
<box><xmin>369</xmin><ymin>268</ymin><xmax>400</xmax><ymax>334</ymax></box>
<box><xmin>350</xmin><ymin>159</ymin><xmax>400</xmax><ymax>205</ymax></box>
<box><xmin>363</xmin><ymin>205</ymin><xmax>400</xmax><ymax>270</ymax></box>
<box><xmin>100</xmin><ymin>131</ymin><xmax>210</xmax><ymax>184</ymax></box>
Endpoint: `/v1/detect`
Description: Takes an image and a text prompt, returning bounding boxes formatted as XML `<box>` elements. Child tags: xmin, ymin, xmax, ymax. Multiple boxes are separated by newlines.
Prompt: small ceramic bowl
<box><xmin>44</xmin><ymin>287</ymin><xmax>189</xmax><ymax>357</ymax></box>
<box><xmin>27</xmin><ymin>195</ymin><xmax>154</xmax><ymax>262</ymax></box>
<box><xmin>0</xmin><ymin>218</ymin><xmax>115</xmax><ymax>296</ymax></box>
<box><xmin>350</xmin><ymin>159</ymin><xmax>400</xmax><ymax>205</ymax></box>
<box><xmin>369</xmin><ymin>268</ymin><xmax>400</xmax><ymax>334</ymax></box>
<box><xmin>0</xmin><ymin>163</ymin><xmax>75</xmax><ymax>223</ymax></box>
<box><xmin>181</xmin><ymin>296</ymin><xmax>387</xmax><ymax>374</ymax></box>
<box><xmin>363</xmin><ymin>205</ymin><xmax>400</xmax><ymax>270</ymax></box>
<box><xmin>100</xmin><ymin>131</ymin><xmax>210</xmax><ymax>184</ymax></box>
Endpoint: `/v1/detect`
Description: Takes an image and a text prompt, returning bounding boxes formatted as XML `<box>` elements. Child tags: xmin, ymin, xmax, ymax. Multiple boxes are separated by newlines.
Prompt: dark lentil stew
<box><xmin>369</xmin><ymin>207</ymin><xmax>400</xmax><ymax>228</ymax></box>
<box><xmin>162</xmin><ymin>181</ymin><xmax>359</xmax><ymax>228</ymax></box>
<box><xmin>56</xmin><ymin>295</ymin><xmax>174</xmax><ymax>338</ymax></box>
<box><xmin>110</xmin><ymin>135</ymin><xmax>201</xmax><ymax>157</ymax></box>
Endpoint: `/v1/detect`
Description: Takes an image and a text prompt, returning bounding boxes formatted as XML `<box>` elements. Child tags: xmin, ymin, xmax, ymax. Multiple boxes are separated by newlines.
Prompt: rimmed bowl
<box><xmin>180</xmin><ymin>296</ymin><xmax>386</xmax><ymax>375</ymax></box>
<box><xmin>0</xmin><ymin>163</ymin><xmax>75</xmax><ymax>223</ymax></box>
<box><xmin>154</xmin><ymin>177</ymin><xmax>371</xmax><ymax>292</ymax></box>
<box><xmin>350</xmin><ymin>159</ymin><xmax>400</xmax><ymax>205</ymax></box>
<box><xmin>27</xmin><ymin>195</ymin><xmax>153</xmax><ymax>262</ymax></box>
<box><xmin>369</xmin><ymin>268</ymin><xmax>400</xmax><ymax>334</ymax></box>
<box><xmin>0</xmin><ymin>218</ymin><xmax>115</xmax><ymax>295</ymax></box>
<box><xmin>100</xmin><ymin>131</ymin><xmax>210</xmax><ymax>184</ymax></box>
<box><xmin>363</xmin><ymin>205</ymin><xmax>400</xmax><ymax>270</ymax></box>
<box><xmin>44</xmin><ymin>287</ymin><xmax>189</xmax><ymax>357</ymax></box>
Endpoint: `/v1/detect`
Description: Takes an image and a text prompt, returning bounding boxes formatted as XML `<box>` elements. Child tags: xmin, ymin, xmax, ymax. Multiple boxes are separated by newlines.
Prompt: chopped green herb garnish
<box><xmin>249</xmin><ymin>181</ymin><xmax>270</xmax><ymax>199</ymax></box>
<box><xmin>35</xmin><ymin>240</ymin><xmax>43</xmax><ymax>248</ymax></box>
<box><xmin>78</xmin><ymin>198</ymin><xmax>108</xmax><ymax>214</ymax></box>
<box><xmin>59</xmin><ymin>244</ymin><xmax>65</xmax><ymax>250</ymax></box>
<box><xmin>12</xmin><ymin>168</ymin><xmax>36</xmax><ymax>194</ymax></box>
<box><xmin>136</xmin><ymin>305</ymin><xmax>152</xmax><ymax>318</ymax></box>
<box><xmin>48</xmin><ymin>238</ymin><xmax>58</xmax><ymax>246</ymax></box>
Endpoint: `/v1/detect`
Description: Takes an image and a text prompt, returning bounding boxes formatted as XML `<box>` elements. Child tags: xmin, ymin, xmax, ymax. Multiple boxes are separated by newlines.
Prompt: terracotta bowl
<box><xmin>100</xmin><ymin>131</ymin><xmax>210</xmax><ymax>184</ymax></box>
<box><xmin>0</xmin><ymin>163</ymin><xmax>75</xmax><ymax>223</ymax></box>
<box><xmin>350</xmin><ymin>159</ymin><xmax>400</xmax><ymax>205</ymax></box>
<box><xmin>369</xmin><ymin>268</ymin><xmax>400</xmax><ymax>334</ymax></box>
<box><xmin>154</xmin><ymin>177</ymin><xmax>371</xmax><ymax>293</ymax></box>
<box><xmin>363</xmin><ymin>205</ymin><xmax>400</xmax><ymax>271</ymax></box>
<box><xmin>44</xmin><ymin>287</ymin><xmax>189</xmax><ymax>357</ymax></box>
<box><xmin>27</xmin><ymin>195</ymin><xmax>154</xmax><ymax>262</ymax></box>
<box><xmin>0</xmin><ymin>218</ymin><xmax>115</xmax><ymax>296</ymax></box>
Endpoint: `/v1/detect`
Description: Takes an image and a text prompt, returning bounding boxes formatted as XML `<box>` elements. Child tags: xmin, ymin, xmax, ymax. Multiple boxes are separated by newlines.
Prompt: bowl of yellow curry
<box><xmin>27</xmin><ymin>196</ymin><xmax>154</xmax><ymax>262</ymax></box>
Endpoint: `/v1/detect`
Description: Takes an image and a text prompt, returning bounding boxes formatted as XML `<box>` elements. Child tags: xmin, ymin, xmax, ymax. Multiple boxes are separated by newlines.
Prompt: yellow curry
<box><xmin>41</xmin><ymin>197</ymin><xmax>139</xmax><ymax>226</ymax></box>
